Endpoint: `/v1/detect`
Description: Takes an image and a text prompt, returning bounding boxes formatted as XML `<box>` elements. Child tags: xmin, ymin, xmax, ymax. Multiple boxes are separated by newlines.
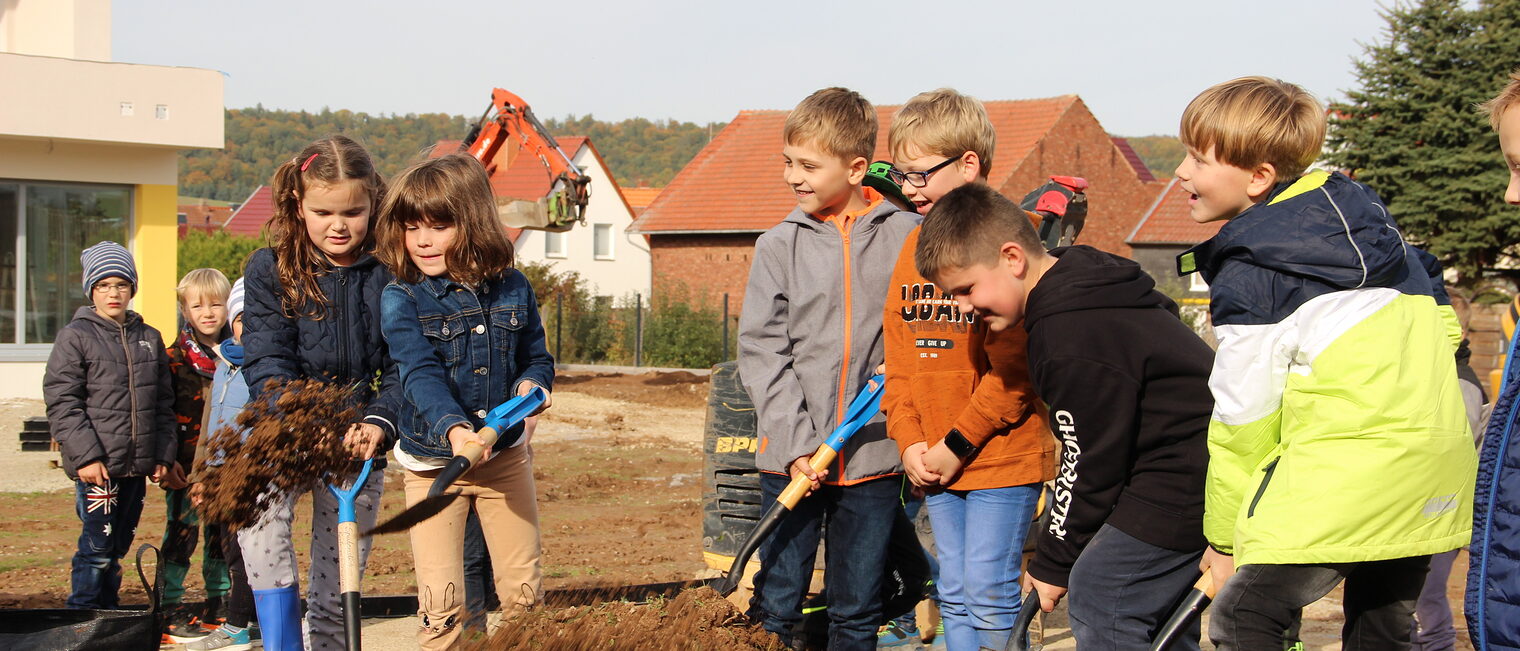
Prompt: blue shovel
<box><xmin>363</xmin><ymin>387</ymin><xmax>548</xmax><ymax>537</ymax></box>
<box><xmin>329</xmin><ymin>456</ymin><xmax>375</xmax><ymax>651</ymax></box>
<box><xmin>711</xmin><ymin>375</ymin><xmax>885</xmax><ymax>596</ymax></box>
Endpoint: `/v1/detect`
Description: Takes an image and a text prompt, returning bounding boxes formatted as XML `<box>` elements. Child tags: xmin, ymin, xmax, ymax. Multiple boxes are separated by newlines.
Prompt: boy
<box><xmin>43</xmin><ymin>241</ymin><xmax>175</xmax><ymax>609</ymax></box>
<box><xmin>738</xmin><ymin>86</ymin><xmax>920</xmax><ymax>650</ymax></box>
<box><xmin>1466</xmin><ymin>69</ymin><xmax>1520</xmax><ymax>651</ymax></box>
<box><xmin>1174</xmin><ymin>77</ymin><xmax>1475</xmax><ymax>651</ymax></box>
<box><xmin>913</xmin><ymin>184</ymin><xmax>1214</xmax><ymax>649</ymax></box>
<box><xmin>188</xmin><ymin>277</ymin><xmax>256</xmax><ymax>651</ymax></box>
<box><xmin>879</xmin><ymin>88</ymin><xmax>1055</xmax><ymax>651</ymax></box>
<box><xmin>161</xmin><ymin>268</ymin><xmax>233</xmax><ymax>643</ymax></box>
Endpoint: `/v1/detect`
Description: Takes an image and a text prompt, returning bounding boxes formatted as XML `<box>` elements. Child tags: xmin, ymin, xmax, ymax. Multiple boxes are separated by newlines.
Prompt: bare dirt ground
<box><xmin>0</xmin><ymin>370</ymin><xmax>1477</xmax><ymax>650</ymax></box>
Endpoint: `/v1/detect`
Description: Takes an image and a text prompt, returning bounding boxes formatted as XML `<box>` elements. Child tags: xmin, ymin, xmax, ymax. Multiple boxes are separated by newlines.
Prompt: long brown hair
<box><xmin>376</xmin><ymin>154</ymin><xmax>515</xmax><ymax>286</ymax></box>
<box><xmin>267</xmin><ymin>135</ymin><xmax>386</xmax><ymax>317</ymax></box>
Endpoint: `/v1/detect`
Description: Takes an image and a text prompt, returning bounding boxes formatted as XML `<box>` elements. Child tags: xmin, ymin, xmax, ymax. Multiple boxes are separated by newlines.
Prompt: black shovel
<box><xmin>364</xmin><ymin>387</ymin><xmax>547</xmax><ymax>537</ymax></box>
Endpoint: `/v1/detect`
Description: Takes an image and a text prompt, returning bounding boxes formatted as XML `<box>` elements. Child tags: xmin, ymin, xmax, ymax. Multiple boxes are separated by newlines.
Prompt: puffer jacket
<box><xmin>1180</xmin><ymin>170</ymin><xmax>1474</xmax><ymax>566</ymax></box>
<box><xmin>43</xmin><ymin>306</ymin><xmax>177</xmax><ymax>479</ymax></box>
<box><xmin>1471</xmin><ymin>298</ymin><xmax>1520</xmax><ymax>651</ymax></box>
<box><xmin>242</xmin><ymin>247</ymin><xmax>403</xmax><ymax>447</ymax></box>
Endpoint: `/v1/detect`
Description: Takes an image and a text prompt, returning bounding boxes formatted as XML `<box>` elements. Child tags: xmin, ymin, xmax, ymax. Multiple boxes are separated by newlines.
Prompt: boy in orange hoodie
<box><xmin>880</xmin><ymin>88</ymin><xmax>1057</xmax><ymax>651</ymax></box>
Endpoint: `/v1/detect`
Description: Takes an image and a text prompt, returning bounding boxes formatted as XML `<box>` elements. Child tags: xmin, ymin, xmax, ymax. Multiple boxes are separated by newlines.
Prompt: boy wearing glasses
<box><xmin>738</xmin><ymin>87</ymin><xmax>920</xmax><ymax>650</ymax></box>
<box><xmin>879</xmin><ymin>88</ymin><xmax>1056</xmax><ymax>650</ymax></box>
<box><xmin>44</xmin><ymin>241</ymin><xmax>175</xmax><ymax>610</ymax></box>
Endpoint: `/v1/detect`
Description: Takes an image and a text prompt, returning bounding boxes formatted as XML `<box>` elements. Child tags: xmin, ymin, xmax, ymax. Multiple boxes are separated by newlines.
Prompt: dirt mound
<box><xmin>469</xmin><ymin>586</ymin><xmax>781</xmax><ymax>650</ymax></box>
<box><xmin>643</xmin><ymin>371</ymin><xmax>705</xmax><ymax>386</ymax></box>
<box><xmin>555</xmin><ymin>372</ymin><xmax>622</xmax><ymax>386</ymax></box>
<box><xmin>197</xmin><ymin>379</ymin><xmax>365</xmax><ymax>529</ymax></box>
<box><xmin>552</xmin><ymin>371</ymin><xmax>709</xmax><ymax>410</ymax></box>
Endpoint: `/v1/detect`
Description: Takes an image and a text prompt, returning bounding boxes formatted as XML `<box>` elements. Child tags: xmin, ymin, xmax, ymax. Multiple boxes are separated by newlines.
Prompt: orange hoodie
<box><xmin>881</xmin><ymin>227</ymin><xmax>1056</xmax><ymax>490</ymax></box>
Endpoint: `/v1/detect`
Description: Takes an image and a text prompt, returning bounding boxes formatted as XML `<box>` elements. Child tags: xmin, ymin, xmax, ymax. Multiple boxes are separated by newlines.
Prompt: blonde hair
<box><xmin>376</xmin><ymin>154</ymin><xmax>516</xmax><ymax>286</ymax></box>
<box><xmin>889</xmin><ymin>88</ymin><xmax>996</xmax><ymax>178</ymax></box>
<box><xmin>783</xmin><ymin>87</ymin><xmax>876</xmax><ymax>162</ymax></box>
<box><xmin>176</xmin><ymin>268</ymin><xmax>231</xmax><ymax>306</ymax></box>
<box><xmin>1180</xmin><ymin>76</ymin><xmax>1325</xmax><ymax>178</ymax></box>
<box><xmin>914</xmin><ymin>183</ymin><xmax>1045</xmax><ymax>281</ymax></box>
<box><xmin>1480</xmin><ymin>68</ymin><xmax>1520</xmax><ymax>131</ymax></box>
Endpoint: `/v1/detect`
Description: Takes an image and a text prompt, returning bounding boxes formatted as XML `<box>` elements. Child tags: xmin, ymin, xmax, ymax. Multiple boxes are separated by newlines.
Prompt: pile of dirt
<box><xmin>196</xmin><ymin>379</ymin><xmax>364</xmax><ymax>528</ymax></box>
<box><xmin>553</xmin><ymin>370</ymin><xmax>710</xmax><ymax>410</ymax></box>
<box><xmin>470</xmin><ymin>586</ymin><xmax>781</xmax><ymax>650</ymax></box>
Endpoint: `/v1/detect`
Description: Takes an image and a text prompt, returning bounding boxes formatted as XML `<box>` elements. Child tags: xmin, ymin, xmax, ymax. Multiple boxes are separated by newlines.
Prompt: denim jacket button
<box><xmin>442</xmin><ymin>325</ymin><xmax>450</xmax><ymax>336</ymax></box>
<box><xmin>475</xmin><ymin>367</ymin><xmax>487</xmax><ymax>375</ymax></box>
<box><xmin>510</xmin><ymin>317</ymin><xmax>519</xmax><ymax>326</ymax></box>
<box><xmin>476</xmin><ymin>409</ymin><xmax>487</xmax><ymax>418</ymax></box>
<box><xmin>474</xmin><ymin>324</ymin><xmax>485</xmax><ymax>334</ymax></box>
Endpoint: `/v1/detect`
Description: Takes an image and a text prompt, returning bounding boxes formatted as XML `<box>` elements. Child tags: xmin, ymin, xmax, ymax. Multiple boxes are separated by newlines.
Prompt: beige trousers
<box><xmin>403</xmin><ymin>443</ymin><xmax>541</xmax><ymax>650</ymax></box>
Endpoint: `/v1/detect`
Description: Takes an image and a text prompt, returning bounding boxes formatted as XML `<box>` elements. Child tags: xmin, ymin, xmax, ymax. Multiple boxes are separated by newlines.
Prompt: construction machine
<box><xmin>460</xmin><ymin>88</ymin><xmax>592</xmax><ymax>232</ymax></box>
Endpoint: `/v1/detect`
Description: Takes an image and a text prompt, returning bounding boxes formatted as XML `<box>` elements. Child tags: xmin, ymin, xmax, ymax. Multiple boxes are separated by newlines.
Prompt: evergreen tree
<box><xmin>1327</xmin><ymin>0</ymin><xmax>1520</xmax><ymax>283</ymax></box>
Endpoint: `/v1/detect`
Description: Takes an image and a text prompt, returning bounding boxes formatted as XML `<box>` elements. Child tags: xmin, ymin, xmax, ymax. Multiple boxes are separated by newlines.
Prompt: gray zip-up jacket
<box><xmin>739</xmin><ymin>198</ymin><xmax>920</xmax><ymax>482</ymax></box>
<box><xmin>44</xmin><ymin>306</ymin><xmax>177</xmax><ymax>480</ymax></box>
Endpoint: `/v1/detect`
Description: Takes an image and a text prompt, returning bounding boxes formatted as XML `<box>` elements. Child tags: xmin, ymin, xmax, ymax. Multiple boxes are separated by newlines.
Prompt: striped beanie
<box><xmin>227</xmin><ymin>277</ymin><xmax>246</xmax><ymax>323</ymax></box>
<box><xmin>80</xmin><ymin>241</ymin><xmax>137</xmax><ymax>299</ymax></box>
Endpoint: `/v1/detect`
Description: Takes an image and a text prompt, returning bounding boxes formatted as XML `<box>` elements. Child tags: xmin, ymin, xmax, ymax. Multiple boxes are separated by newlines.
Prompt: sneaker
<box><xmin>161</xmin><ymin>603</ymin><xmax>209</xmax><ymax>644</ymax></box>
<box><xmin>200</xmin><ymin>595</ymin><xmax>228</xmax><ymax>631</ymax></box>
<box><xmin>877</xmin><ymin>620</ymin><xmax>921</xmax><ymax>648</ymax></box>
<box><xmin>185</xmin><ymin>624</ymin><xmax>252</xmax><ymax>651</ymax></box>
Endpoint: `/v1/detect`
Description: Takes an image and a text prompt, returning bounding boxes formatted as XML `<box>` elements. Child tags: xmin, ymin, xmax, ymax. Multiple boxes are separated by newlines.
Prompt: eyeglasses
<box><xmin>93</xmin><ymin>282</ymin><xmax>133</xmax><ymax>296</ymax></box>
<box><xmin>887</xmin><ymin>157</ymin><xmax>958</xmax><ymax>188</ymax></box>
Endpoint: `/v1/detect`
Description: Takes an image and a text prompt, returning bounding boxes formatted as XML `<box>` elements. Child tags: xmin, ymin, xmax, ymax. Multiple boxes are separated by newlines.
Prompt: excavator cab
<box><xmin>1020</xmin><ymin>176</ymin><xmax>1089</xmax><ymax>250</ymax></box>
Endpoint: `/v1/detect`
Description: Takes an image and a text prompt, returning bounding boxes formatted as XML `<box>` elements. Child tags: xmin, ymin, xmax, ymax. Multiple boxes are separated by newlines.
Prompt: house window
<box><xmin>544</xmin><ymin>231</ymin><xmax>567</xmax><ymax>258</ymax></box>
<box><xmin>1189</xmin><ymin>272</ymin><xmax>1210</xmax><ymax>293</ymax></box>
<box><xmin>593</xmin><ymin>224</ymin><xmax>614</xmax><ymax>260</ymax></box>
<box><xmin>0</xmin><ymin>181</ymin><xmax>133</xmax><ymax>345</ymax></box>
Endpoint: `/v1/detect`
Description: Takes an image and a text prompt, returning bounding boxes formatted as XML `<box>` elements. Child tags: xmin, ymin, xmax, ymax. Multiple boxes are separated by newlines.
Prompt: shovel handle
<box><xmin>776</xmin><ymin>446</ymin><xmax>839</xmax><ymax>509</ymax></box>
<box><xmin>1148</xmin><ymin>572</ymin><xmax>1216</xmax><ymax>651</ymax></box>
<box><xmin>1006</xmin><ymin>590</ymin><xmax>1042</xmax><ymax>651</ymax></box>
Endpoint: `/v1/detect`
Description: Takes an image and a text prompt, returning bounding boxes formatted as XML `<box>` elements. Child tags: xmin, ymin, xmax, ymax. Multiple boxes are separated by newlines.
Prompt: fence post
<box><xmin>555</xmin><ymin>294</ymin><xmax>563</xmax><ymax>361</ymax></box>
<box><xmin>634</xmin><ymin>293</ymin><xmax>643</xmax><ymax>368</ymax></box>
<box><xmin>722</xmin><ymin>293</ymin><xmax>730</xmax><ymax>361</ymax></box>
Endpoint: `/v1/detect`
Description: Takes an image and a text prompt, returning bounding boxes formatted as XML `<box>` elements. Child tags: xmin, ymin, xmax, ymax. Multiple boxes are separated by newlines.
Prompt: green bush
<box><xmin>179</xmin><ymin>230</ymin><xmax>263</xmax><ymax>280</ymax></box>
<box><xmin>641</xmin><ymin>290</ymin><xmax>728</xmax><ymax>369</ymax></box>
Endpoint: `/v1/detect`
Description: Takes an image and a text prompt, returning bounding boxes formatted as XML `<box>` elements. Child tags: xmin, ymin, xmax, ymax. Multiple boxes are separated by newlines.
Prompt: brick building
<box><xmin>628</xmin><ymin>95</ymin><xmax>1166</xmax><ymax>310</ymax></box>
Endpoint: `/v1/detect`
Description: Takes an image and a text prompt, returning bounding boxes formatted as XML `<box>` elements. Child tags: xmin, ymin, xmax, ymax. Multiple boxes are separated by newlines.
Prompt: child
<box><xmin>1173</xmin><ymin>77</ymin><xmax>1475</xmax><ymax>651</ymax></box>
<box><xmin>737</xmin><ymin>86</ymin><xmax>920</xmax><ymax>650</ymax></box>
<box><xmin>879</xmin><ymin>88</ymin><xmax>1055</xmax><ymax>651</ymax></box>
<box><xmin>1467</xmin><ymin>68</ymin><xmax>1520</xmax><ymax>651</ymax></box>
<box><xmin>912</xmin><ymin>184</ymin><xmax>1214</xmax><ymax>649</ymax></box>
<box><xmin>240</xmin><ymin>135</ymin><xmax>403</xmax><ymax>650</ymax></box>
<box><xmin>188</xmin><ymin>277</ymin><xmax>257</xmax><ymax>651</ymax></box>
<box><xmin>43</xmin><ymin>241</ymin><xmax>175</xmax><ymax>610</ymax></box>
<box><xmin>161</xmin><ymin>267</ymin><xmax>232</xmax><ymax>643</ymax></box>
<box><xmin>375</xmin><ymin>153</ymin><xmax>554</xmax><ymax>649</ymax></box>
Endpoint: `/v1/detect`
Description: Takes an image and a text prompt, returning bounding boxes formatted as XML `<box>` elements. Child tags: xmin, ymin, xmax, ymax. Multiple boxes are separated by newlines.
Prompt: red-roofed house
<box><xmin>630</xmin><ymin>96</ymin><xmax>1166</xmax><ymax>308</ymax></box>
<box><xmin>1126</xmin><ymin>178</ymin><xmax>1224</xmax><ymax>297</ymax></box>
<box><xmin>620</xmin><ymin>186</ymin><xmax>663</xmax><ymax>217</ymax></box>
<box><xmin>178</xmin><ymin>203</ymin><xmax>234</xmax><ymax>238</ymax></box>
<box><xmin>222</xmin><ymin>185</ymin><xmax>275</xmax><ymax>239</ymax></box>
<box><xmin>431</xmin><ymin>136</ymin><xmax>651</xmax><ymax>298</ymax></box>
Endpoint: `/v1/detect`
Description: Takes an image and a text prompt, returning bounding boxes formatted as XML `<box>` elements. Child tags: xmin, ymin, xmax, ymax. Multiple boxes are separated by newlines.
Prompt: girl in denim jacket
<box><xmin>376</xmin><ymin>154</ymin><xmax>554</xmax><ymax>650</ymax></box>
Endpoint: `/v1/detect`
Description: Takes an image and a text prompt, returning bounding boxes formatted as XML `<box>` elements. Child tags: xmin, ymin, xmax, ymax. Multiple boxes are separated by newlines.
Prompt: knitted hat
<box><xmin>227</xmin><ymin>277</ymin><xmax>246</xmax><ymax>323</ymax></box>
<box><xmin>80</xmin><ymin>241</ymin><xmax>137</xmax><ymax>299</ymax></box>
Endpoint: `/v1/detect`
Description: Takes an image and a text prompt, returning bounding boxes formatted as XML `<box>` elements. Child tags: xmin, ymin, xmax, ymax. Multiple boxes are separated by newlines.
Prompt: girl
<box><xmin>239</xmin><ymin>135</ymin><xmax>403</xmax><ymax>651</ymax></box>
<box><xmin>376</xmin><ymin>154</ymin><xmax>553</xmax><ymax>649</ymax></box>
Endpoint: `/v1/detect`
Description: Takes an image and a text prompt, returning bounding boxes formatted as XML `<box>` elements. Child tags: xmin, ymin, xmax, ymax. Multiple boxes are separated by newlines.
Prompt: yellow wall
<box><xmin>133</xmin><ymin>183</ymin><xmax>178</xmax><ymax>343</ymax></box>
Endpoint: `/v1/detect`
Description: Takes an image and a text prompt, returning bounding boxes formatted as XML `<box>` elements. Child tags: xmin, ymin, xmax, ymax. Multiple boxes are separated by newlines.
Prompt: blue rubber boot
<box><xmin>252</xmin><ymin>586</ymin><xmax>302</xmax><ymax>651</ymax></box>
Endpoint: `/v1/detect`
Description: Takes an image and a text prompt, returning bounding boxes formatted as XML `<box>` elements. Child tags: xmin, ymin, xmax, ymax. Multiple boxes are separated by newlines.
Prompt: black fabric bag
<box><xmin>0</xmin><ymin>544</ymin><xmax>162</xmax><ymax>651</ymax></box>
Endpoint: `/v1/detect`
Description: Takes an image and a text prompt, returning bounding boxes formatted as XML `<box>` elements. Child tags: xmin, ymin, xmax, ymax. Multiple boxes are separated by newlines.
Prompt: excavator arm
<box><xmin>461</xmin><ymin>88</ymin><xmax>591</xmax><ymax>231</ymax></box>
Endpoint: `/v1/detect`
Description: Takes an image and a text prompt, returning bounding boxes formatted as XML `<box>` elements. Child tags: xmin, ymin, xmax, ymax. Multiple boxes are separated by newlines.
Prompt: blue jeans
<box><xmin>69</xmin><ymin>477</ymin><xmax>147</xmax><ymax>609</ymax></box>
<box><xmin>748</xmin><ymin>473</ymin><xmax>901</xmax><ymax>651</ymax></box>
<box><xmin>925</xmin><ymin>483</ymin><xmax>1040</xmax><ymax>651</ymax></box>
<box><xmin>1067</xmin><ymin>524</ymin><xmax>1204</xmax><ymax>651</ymax></box>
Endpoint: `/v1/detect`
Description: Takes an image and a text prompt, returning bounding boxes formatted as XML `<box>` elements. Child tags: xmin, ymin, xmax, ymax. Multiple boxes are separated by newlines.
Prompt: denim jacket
<box><xmin>380</xmin><ymin>268</ymin><xmax>555</xmax><ymax>459</ymax></box>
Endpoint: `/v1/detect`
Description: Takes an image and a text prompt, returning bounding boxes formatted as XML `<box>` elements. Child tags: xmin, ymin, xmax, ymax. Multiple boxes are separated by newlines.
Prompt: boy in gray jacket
<box><xmin>738</xmin><ymin>87</ymin><xmax>920</xmax><ymax>650</ymax></box>
<box><xmin>43</xmin><ymin>241</ymin><xmax>175</xmax><ymax>609</ymax></box>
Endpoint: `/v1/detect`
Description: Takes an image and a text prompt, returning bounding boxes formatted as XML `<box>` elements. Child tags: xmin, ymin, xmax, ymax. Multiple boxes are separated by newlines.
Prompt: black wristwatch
<box><xmin>943</xmin><ymin>428</ymin><xmax>978</xmax><ymax>459</ymax></box>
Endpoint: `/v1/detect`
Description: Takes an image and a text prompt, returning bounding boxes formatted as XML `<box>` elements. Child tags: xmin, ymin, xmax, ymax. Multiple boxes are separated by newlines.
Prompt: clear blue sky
<box><xmin>115</xmin><ymin>0</ymin><xmax>1396</xmax><ymax>137</ymax></box>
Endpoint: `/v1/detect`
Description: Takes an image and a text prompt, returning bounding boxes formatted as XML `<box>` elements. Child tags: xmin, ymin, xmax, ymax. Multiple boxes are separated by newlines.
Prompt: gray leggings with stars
<box><xmin>237</xmin><ymin>469</ymin><xmax>383</xmax><ymax>651</ymax></box>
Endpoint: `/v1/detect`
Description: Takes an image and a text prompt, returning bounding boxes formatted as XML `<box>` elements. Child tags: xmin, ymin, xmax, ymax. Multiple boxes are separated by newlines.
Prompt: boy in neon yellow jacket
<box><xmin>1175</xmin><ymin>76</ymin><xmax>1475</xmax><ymax>651</ymax></box>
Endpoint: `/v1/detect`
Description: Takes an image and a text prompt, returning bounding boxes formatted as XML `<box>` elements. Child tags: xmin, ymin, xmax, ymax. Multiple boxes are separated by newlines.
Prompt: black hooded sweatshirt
<box><xmin>1023</xmin><ymin>246</ymin><xmax>1213</xmax><ymax>587</ymax></box>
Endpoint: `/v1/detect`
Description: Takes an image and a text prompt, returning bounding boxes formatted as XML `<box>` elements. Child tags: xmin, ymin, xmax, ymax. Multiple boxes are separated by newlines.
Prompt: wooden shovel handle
<box><xmin>776</xmin><ymin>446</ymin><xmax>839</xmax><ymax>509</ymax></box>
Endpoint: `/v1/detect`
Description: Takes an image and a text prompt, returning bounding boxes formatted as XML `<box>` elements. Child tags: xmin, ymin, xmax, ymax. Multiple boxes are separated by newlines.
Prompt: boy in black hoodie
<box><xmin>913</xmin><ymin>183</ymin><xmax>1215</xmax><ymax>649</ymax></box>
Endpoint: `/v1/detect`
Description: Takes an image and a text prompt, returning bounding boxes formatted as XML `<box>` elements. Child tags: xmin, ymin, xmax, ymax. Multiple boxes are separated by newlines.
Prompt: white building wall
<box><xmin>513</xmin><ymin>145</ymin><xmax>652</xmax><ymax>300</ymax></box>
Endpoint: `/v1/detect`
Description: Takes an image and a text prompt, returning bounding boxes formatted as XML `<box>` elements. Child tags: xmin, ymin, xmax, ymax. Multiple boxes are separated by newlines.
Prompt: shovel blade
<box><xmin>363</xmin><ymin>492</ymin><xmax>462</xmax><ymax>537</ymax></box>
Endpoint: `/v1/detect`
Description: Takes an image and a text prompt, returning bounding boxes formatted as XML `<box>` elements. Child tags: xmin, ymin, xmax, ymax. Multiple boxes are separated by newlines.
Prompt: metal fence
<box><xmin>539</xmin><ymin>292</ymin><xmax>739</xmax><ymax>370</ymax></box>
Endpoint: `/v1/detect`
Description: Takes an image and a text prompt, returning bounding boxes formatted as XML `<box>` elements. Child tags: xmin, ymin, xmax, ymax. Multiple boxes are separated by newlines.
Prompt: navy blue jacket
<box><xmin>1470</xmin><ymin>317</ymin><xmax>1520</xmax><ymax>650</ymax></box>
<box><xmin>242</xmin><ymin>247</ymin><xmax>403</xmax><ymax>446</ymax></box>
<box><xmin>380</xmin><ymin>269</ymin><xmax>554</xmax><ymax>459</ymax></box>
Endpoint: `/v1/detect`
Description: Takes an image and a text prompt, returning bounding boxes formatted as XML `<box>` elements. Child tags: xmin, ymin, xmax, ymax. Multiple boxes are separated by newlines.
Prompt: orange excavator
<box><xmin>460</xmin><ymin>88</ymin><xmax>591</xmax><ymax>232</ymax></box>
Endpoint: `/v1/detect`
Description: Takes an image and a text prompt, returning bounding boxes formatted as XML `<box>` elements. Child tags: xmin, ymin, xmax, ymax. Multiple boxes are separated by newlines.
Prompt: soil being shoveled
<box><xmin>467</xmin><ymin>586</ymin><xmax>781</xmax><ymax>650</ymax></box>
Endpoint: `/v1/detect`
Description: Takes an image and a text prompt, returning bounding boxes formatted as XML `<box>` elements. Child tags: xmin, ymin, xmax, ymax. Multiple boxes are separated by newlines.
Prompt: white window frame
<box><xmin>544</xmin><ymin>230</ymin><xmax>567</xmax><ymax>259</ymax></box>
<box><xmin>593</xmin><ymin>223</ymin><xmax>615</xmax><ymax>261</ymax></box>
<box><xmin>1189</xmin><ymin>272</ymin><xmax>1209</xmax><ymax>293</ymax></box>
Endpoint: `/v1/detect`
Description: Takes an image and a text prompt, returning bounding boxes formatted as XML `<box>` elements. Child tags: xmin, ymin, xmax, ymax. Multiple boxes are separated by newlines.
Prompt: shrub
<box><xmin>179</xmin><ymin>230</ymin><xmax>263</xmax><ymax>280</ymax></box>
